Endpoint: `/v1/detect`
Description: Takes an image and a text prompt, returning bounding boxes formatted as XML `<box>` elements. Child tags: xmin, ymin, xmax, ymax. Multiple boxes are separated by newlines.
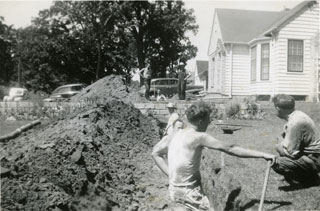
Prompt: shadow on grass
<box><xmin>278</xmin><ymin>183</ymin><xmax>320</xmax><ymax>192</ymax></box>
<box><xmin>241</xmin><ymin>199</ymin><xmax>292</xmax><ymax>211</ymax></box>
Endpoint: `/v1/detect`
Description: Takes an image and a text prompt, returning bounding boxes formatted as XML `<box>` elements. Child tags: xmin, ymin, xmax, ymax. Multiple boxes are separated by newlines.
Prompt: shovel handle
<box><xmin>258</xmin><ymin>160</ymin><xmax>272</xmax><ymax>211</ymax></box>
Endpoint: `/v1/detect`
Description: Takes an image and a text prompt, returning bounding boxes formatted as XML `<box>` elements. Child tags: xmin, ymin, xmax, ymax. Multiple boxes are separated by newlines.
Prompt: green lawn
<box><xmin>207</xmin><ymin>102</ymin><xmax>320</xmax><ymax>210</ymax></box>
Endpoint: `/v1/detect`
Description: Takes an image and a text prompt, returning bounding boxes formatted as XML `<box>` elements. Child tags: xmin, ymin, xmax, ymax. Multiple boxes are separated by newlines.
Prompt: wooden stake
<box><xmin>258</xmin><ymin>160</ymin><xmax>272</xmax><ymax>211</ymax></box>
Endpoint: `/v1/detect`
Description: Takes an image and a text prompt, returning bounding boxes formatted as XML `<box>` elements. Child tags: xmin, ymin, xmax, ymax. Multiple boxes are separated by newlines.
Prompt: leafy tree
<box><xmin>16</xmin><ymin>2</ymin><xmax>127</xmax><ymax>92</ymax></box>
<box><xmin>119</xmin><ymin>1</ymin><xmax>198</xmax><ymax>80</ymax></box>
<box><xmin>10</xmin><ymin>1</ymin><xmax>198</xmax><ymax>92</ymax></box>
<box><xmin>0</xmin><ymin>17</ymin><xmax>15</xmax><ymax>85</ymax></box>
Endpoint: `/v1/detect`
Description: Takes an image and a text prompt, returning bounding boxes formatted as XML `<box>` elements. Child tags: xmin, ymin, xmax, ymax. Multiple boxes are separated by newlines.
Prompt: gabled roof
<box><xmin>196</xmin><ymin>60</ymin><xmax>208</xmax><ymax>77</ymax></box>
<box><xmin>216</xmin><ymin>8</ymin><xmax>288</xmax><ymax>43</ymax></box>
<box><xmin>264</xmin><ymin>0</ymin><xmax>317</xmax><ymax>36</ymax></box>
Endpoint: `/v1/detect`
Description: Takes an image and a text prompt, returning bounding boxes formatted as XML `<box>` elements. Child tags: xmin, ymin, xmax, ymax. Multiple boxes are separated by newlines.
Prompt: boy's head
<box><xmin>186</xmin><ymin>101</ymin><xmax>212</xmax><ymax>132</ymax></box>
<box><xmin>167</xmin><ymin>103</ymin><xmax>176</xmax><ymax>113</ymax></box>
<box><xmin>173</xmin><ymin>119</ymin><xmax>184</xmax><ymax>130</ymax></box>
<box><xmin>272</xmin><ymin>94</ymin><xmax>295</xmax><ymax>119</ymax></box>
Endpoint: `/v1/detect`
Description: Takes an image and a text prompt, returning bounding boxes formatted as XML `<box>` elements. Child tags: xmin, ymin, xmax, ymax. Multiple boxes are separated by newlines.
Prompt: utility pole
<box><xmin>17</xmin><ymin>33</ymin><xmax>22</xmax><ymax>88</ymax></box>
<box><xmin>18</xmin><ymin>56</ymin><xmax>21</xmax><ymax>87</ymax></box>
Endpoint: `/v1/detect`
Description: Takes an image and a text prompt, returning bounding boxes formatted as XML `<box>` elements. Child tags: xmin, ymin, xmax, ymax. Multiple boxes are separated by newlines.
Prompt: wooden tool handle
<box><xmin>258</xmin><ymin>160</ymin><xmax>272</xmax><ymax>211</ymax></box>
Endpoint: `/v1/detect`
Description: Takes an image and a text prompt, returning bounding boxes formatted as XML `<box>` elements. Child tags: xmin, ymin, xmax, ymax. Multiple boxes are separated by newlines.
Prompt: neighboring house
<box><xmin>208</xmin><ymin>0</ymin><xmax>319</xmax><ymax>101</ymax></box>
<box><xmin>194</xmin><ymin>60</ymin><xmax>208</xmax><ymax>91</ymax></box>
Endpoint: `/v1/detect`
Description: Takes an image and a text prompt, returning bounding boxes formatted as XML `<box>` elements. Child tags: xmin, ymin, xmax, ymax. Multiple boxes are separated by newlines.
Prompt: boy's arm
<box><xmin>199</xmin><ymin>133</ymin><xmax>275</xmax><ymax>162</ymax></box>
<box><xmin>151</xmin><ymin>136</ymin><xmax>170</xmax><ymax>176</ymax></box>
<box><xmin>136</xmin><ymin>67</ymin><xmax>146</xmax><ymax>78</ymax></box>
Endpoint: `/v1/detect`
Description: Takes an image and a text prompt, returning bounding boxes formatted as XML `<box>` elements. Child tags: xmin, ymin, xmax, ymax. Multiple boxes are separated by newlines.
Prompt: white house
<box><xmin>207</xmin><ymin>0</ymin><xmax>320</xmax><ymax>101</ymax></box>
<box><xmin>194</xmin><ymin>60</ymin><xmax>208</xmax><ymax>90</ymax></box>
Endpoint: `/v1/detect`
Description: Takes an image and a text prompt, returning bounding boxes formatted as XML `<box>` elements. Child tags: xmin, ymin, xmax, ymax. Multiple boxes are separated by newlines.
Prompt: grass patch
<box><xmin>207</xmin><ymin>102</ymin><xmax>320</xmax><ymax>210</ymax></box>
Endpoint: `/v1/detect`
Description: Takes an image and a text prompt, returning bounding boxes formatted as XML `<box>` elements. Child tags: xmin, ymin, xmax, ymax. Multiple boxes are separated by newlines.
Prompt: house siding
<box><xmin>194</xmin><ymin>68</ymin><xmax>208</xmax><ymax>91</ymax></box>
<box><xmin>226</xmin><ymin>45</ymin><xmax>250</xmax><ymax>96</ymax></box>
<box><xmin>224</xmin><ymin>52</ymin><xmax>231</xmax><ymax>95</ymax></box>
<box><xmin>208</xmin><ymin>58</ymin><xmax>215</xmax><ymax>92</ymax></box>
<box><xmin>272</xmin><ymin>4</ymin><xmax>319</xmax><ymax>100</ymax></box>
<box><xmin>208</xmin><ymin>13</ymin><xmax>224</xmax><ymax>92</ymax></box>
<box><xmin>250</xmin><ymin>41</ymin><xmax>275</xmax><ymax>95</ymax></box>
<box><xmin>208</xmin><ymin>13</ymin><xmax>223</xmax><ymax>57</ymax></box>
<box><xmin>211</xmin><ymin>53</ymin><xmax>226</xmax><ymax>93</ymax></box>
<box><xmin>194</xmin><ymin>67</ymin><xmax>202</xmax><ymax>86</ymax></box>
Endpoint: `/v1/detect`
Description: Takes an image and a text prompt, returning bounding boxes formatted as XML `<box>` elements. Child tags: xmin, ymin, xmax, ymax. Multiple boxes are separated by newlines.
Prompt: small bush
<box><xmin>240</xmin><ymin>97</ymin><xmax>265</xmax><ymax>120</ymax></box>
<box><xmin>225</xmin><ymin>101</ymin><xmax>241</xmax><ymax>118</ymax></box>
<box><xmin>208</xmin><ymin>103</ymin><xmax>223</xmax><ymax>121</ymax></box>
<box><xmin>244</xmin><ymin>98</ymin><xmax>259</xmax><ymax>115</ymax></box>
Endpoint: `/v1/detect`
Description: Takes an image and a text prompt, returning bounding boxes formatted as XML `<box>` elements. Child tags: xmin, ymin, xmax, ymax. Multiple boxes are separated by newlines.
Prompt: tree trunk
<box><xmin>96</xmin><ymin>41</ymin><xmax>101</xmax><ymax>81</ymax></box>
<box><xmin>135</xmin><ymin>28</ymin><xmax>145</xmax><ymax>87</ymax></box>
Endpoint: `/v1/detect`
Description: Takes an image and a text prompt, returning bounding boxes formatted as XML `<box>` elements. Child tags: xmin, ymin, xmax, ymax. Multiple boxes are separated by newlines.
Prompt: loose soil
<box><xmin>0</xmin><ymin>100</ymin><xmax>172</xmax><ymax>211</ymax></box>
<box><xmin>1</xmin><ymin>75</ymin><xmax>172</xmax><ymax>211</ymax></box>
<box><xmin>71</xmin><ymin>75</ymin><xmax>143</xmax><ymax>103</ymax></box>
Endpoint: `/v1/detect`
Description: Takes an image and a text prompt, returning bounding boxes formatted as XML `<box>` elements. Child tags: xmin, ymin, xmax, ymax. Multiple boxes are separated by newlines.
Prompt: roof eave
<box><xmin>264</xmin><ymin>27</ymin><xmax>279</xmax><ymax>37</ymax></box>
<box><xmin>223</xmin><ymin>41</ymin><xmax>248</xmax><ymax>45</ymax></box>
<box><xmin>248</xmin><ymin>37</ymin><xmax>272</xmax><ymax>45</ymax></box>
<box><xmin>263</xmin><ymin>1</ymin><xmax>317</xmax><ymax>37</ymax></box>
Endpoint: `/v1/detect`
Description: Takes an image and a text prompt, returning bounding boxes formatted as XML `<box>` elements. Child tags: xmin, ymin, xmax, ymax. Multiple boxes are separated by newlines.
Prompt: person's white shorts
<box><xmin>168</xmin><ymin>185</ymin><xmax>210</xmax><ymax>211</ymax></box>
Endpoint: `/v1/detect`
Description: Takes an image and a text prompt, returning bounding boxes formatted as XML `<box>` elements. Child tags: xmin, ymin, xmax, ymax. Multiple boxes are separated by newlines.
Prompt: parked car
<box><xmin>139</xmin><ymin>78</ymin><xmax>203</xmax><ymax>97</ymax></box>
<box><xmin>3</xmin><ymin>87</ymin><xmax>28</xmax><ymax>102</ymax></box>
<box><xmin>43</xmin><ymin>83</ymin><xmax>87</xmax><ymax>102</ymax></box>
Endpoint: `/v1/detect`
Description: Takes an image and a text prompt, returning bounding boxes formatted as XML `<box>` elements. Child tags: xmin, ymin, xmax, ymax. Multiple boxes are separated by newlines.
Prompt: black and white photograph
<box><xmin>0</xmin><ymin>0</ymin><xmax>319</xmax><ymax>210</ymax></box>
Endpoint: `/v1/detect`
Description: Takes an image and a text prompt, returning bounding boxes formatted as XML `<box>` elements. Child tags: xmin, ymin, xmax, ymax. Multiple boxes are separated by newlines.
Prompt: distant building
<box><xmin>208</xmin><ymin>1</ymin><xmax>319</xmax><ymax>101</ymax></box>
<box><xmin>186</xmin><ymin>71</ymin><xmax>195</xmax><ymax>84</ymax></box>
<box><xmin>194</xmin><ymin>60</ymin><xmax>208</xmax><ymax>91</ymax></box>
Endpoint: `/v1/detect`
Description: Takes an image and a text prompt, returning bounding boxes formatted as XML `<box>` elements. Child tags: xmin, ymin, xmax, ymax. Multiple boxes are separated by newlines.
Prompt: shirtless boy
<box><xmin>152</xmin><ymin>101</ymin><xmax>275</xmax><ymax>210</ymax></box>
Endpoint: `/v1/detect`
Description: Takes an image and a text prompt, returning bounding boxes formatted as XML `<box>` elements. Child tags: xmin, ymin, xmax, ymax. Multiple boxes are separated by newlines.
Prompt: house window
<box><xmin>261</xmin><ymin>44</ymin><xmax>270</xmax><ymax>80</ymax></box>
<box><xmin>288</xmin><ymin>40</ymin><xmax>303</xmax><ymax>72</ymax></box>
<box><xmin>251</xmin><ymin>46</ymin><xmax>257</xmax><ymax>81</ymax></box>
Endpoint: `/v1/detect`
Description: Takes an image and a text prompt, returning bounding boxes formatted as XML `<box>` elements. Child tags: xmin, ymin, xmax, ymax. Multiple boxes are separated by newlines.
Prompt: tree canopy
<box><xmin>0</xmin><ymin>17</ymin><xmax>15</xmax><ymax>85</ymax></box>
<box><xmin>0</xmin><ymin>1</ymin><xmax>198</xmax><ymax>93</ymax></box>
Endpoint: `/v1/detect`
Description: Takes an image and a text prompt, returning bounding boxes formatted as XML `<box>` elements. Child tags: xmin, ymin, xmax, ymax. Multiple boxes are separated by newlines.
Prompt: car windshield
<box><xmin>169</xmin><ymin>79</ymin><xmax>178</xmax><ymax>85</ymax></box>
<box><xmin>70</xmin><ymin>86</ymin><xmax>84</xmax><ymax>91</ymax></box>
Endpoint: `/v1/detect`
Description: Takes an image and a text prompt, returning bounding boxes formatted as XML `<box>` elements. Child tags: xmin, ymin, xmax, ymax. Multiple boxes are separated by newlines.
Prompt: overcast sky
<box><xmin>0</xmin><ymin>0</ymin><xmax>301</xmax><ymax>72</ymax></box>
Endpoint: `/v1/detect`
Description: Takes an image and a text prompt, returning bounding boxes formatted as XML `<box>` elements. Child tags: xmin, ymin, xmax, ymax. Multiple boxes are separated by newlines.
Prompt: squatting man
<box><xmin>152</xmin><ymin>101</ymin><xmax>275</xmax><ymax>210</ymax></box>
<box><xmin>271</xmin><ymin>94</ymin><xmax>320</xmax><ymax>187</ymax></box>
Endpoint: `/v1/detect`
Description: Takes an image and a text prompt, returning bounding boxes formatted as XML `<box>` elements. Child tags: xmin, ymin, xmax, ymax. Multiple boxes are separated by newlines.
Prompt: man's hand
<box><xmin>263</xmin><ymin>153</ymin><xmax>276</xmax><ymax>166</ymax></box>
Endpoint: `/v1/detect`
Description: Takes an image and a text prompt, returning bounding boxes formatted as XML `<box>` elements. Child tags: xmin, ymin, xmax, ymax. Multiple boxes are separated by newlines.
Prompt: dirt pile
<box><xmin>71</xmin><ymin>75</ymin><xmax>142</xmax><ymax>103</ymax></box>
<box><xmin>1</xmin><ymin>100</ymin><xmax>162</xmax><ymax>211</ymax></box>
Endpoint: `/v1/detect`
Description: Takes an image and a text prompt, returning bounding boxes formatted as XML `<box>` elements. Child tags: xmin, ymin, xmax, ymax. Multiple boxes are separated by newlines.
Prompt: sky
<box><xmin>0</xmin><ymin>0</ymin><xmax>301</xmax><ymax>72</ymax></box>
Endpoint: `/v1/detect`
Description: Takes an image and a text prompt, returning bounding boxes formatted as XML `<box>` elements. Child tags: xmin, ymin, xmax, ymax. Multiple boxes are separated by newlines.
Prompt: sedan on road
<box><xmin>3</xmin><ymin>87</ymin><xmax>28</xmax><ymax>102</ymax></box>
<box><xmin>139</xmin><ymin>78</ymin><xmax>203</xmax><ymax>98</ymax></box>
<box><xmin>43</xmin><ymin>84</ymin><xmax>87</xmax><ymax>102</ymax></box>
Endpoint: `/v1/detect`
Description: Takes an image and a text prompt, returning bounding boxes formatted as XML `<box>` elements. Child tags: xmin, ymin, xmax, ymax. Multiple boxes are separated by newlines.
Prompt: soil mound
<box><xmin>1</xmin><ymin>100</ymin><xmax>161</xmax><ymax>211</ymax></box>
<box><xmin>71</xmin><ymin>75</ymin><xmax>142</xmax><ymax>103</ymax></box>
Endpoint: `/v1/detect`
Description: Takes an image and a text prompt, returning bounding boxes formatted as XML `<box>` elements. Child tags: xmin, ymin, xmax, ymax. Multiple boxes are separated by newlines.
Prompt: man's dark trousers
<box><xmin>144</xmin><ymin>78</ymin><xmax>151</xmax><ymax>100</ymax></box>
<box><xmin>178</xmin><ymin>80</ymin><xmax>186</xmax><ymax>100</ymax></box>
